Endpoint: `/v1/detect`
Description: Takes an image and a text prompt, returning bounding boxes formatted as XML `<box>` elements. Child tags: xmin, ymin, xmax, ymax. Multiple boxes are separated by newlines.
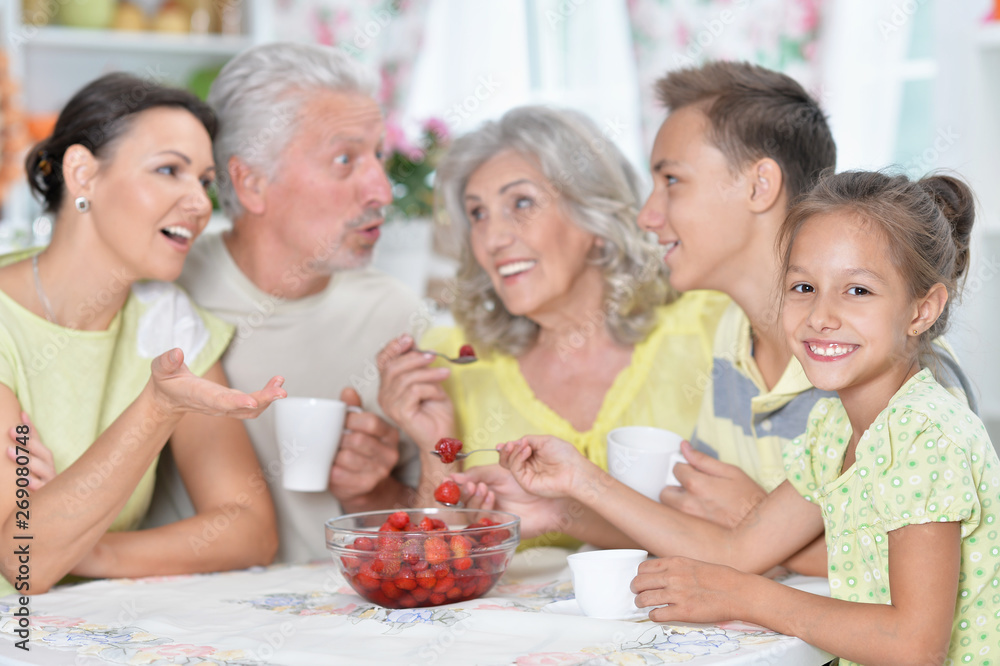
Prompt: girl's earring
<box><xmin>912</xmin><ymin>329</ymin><xmax>919</xmax><ymax>335</ymax></box>
<box><xmin>74</xmin><ymin>196</ymin><xmax>91</xmax><ymax>213</ymax></box>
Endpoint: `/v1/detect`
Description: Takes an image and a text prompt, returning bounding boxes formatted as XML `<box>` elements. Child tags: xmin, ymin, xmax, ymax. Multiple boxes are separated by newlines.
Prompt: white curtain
<box><xmin>817</xmin><ymin>0</ymin><xmax>912</xmax><ymax>171</ymax></box>
<box><xmin>403</xmin><ymin>0</ymin><xmax>644</xmax><ymax>175</ymax></box>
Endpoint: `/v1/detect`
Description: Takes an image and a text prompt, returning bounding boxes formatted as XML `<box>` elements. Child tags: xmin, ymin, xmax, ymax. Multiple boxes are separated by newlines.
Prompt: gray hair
<box><xmin>437</xmin><ymin>106</ymin><xmax>674</xmax><ymax>356</ymax></box>
<box><xmin>208</xmin><ymin>42</ymin><xmax>379</xmax><ymax>219</ymax></box>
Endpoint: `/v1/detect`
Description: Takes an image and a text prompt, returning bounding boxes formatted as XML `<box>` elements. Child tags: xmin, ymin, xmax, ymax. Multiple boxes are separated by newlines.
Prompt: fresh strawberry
<box><xmin>433</xmin><ymin>575</ymin><xmax>455</xmax><ymax>593</ymax></box>
<box><xmin>380</xmin><ymin>580</ymin><xmax>402</xmax><ymax>600</ymax></box>
<box><xmin>416</xmin><ymin>516</ymin><xmax>436</xmax><ymax>531</ymax></box>
<box><xmin>376</xmin><ymin>533</ymin><xmax>402</xmax><ymax>555</ymax></box>
<box><xmin>479</xmin><ymin>527</ymin><xmax>511</xmax><ymax>547</ymax></box>
<box><xmin>355</xmin><ymin>562</ymin><xmax>380</xmax><ymax>590</ymax></box>
<box><xmin>401</xmin><ymin>538</ymin><xmax>423</xmax><ymax>565</ymax></box>
<box><xmin>452</xmin><ymin>556</ymin><xmax>473</xmax><ymax>571</ymax></box>
<box><xmin>475</xmin><ymin>574</ymin><xmax>494</xmax><ymax>595</ymax></box>
<box><xmin>434</xmin><ymin>438</ymin><xmax>464</xmax><ymax>464</ymax></box>
<box><xmin>434</xmin><ymin>479</ymin><xmax>461</xmax><ymax>505</ymax></box>
<box><xmin>412</xmin><ymin>586</ymin><xmax>431</xmax><ymax>602</ymax></box>
<box><xmin>376</xmin><ymin>557</ymin><xmax>400</xmax><ymax>577</ymax></box>
<box><xmin>453</xmin><ymin>567</ymin><xmax>477</xmax><ymax>581</ymax></box>
<box><xmin>368</xmin><ymin>590</ymin><xmax>391</xmax><ymax>607</ymax></box>
<box><xmin>394</xmin><ymin>566</ymin><xmax>417</xmax><ymax>591</ymax></box>
<box><xmin>424</xmin><ymin>536</ymin><xmax>450</xmax><ymax>565</ymax></box>
<box><xmin>429</xmin><ymin>518</ymin><xmax>448</xmax><ymax>531</ymax></box>
<box><xmin>387</xmin><ymin>511</ymin><xmax>411</xmax><ymax>530</ymax></box>
<box><xmin>485</xmin><ymin>552</ymin><xmax>509</xmax><ymax>572</ymax></box>
<box><xmin>458</xmin><ymin>344</ymin><xmax>476</xmax><ymax>359</ymax></box>
<box><xmin>449</xmin><ymin>534</ymin><xmax>473</xmax><ymax>558</ymax></box>
<box><xmin>353</xmin><ymin>536</ymin><xmax>375</xmax><ymax>551</ymax></box>
<box><xmin>416</xmin><ymin>569</ymin><xmax>437</xmax><ymax>589</ymax></box>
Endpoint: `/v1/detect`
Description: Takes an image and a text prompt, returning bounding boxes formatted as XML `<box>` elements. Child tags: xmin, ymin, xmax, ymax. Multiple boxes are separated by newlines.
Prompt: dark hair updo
<box><xmin>25</xmin><ymin>72</ymin><xmax>217</xmax><ymax>214</ymax></box>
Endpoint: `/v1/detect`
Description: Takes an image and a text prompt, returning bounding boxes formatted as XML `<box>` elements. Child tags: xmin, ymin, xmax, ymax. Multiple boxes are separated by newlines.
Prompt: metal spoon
<box><xmin>415</xmin><ymin>348</ymin><xmax>478</xmax><ymax>365</ymax></box>
<box><xmin>429</xmin><ymin>448</ymin><xmax>499</xmax><ymax>463</ymax></box>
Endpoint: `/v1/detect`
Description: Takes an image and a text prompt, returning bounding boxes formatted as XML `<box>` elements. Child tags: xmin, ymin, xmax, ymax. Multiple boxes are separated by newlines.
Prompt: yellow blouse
<box><xmin>0</xmin><ymin>272</ymin><xmax>232</xmax><ymax>596</ymax></box>
<box><xmin>421</xmin><ymin>290</ymin><xmax>729</xmax><ymax>470</ymax></box>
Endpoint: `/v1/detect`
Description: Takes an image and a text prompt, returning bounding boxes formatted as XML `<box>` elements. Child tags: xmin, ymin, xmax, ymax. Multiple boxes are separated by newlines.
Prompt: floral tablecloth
<box><xmin>0</xmin><ymin>549</ymin><xmax>832</xmax><ymax>665</ymax></box>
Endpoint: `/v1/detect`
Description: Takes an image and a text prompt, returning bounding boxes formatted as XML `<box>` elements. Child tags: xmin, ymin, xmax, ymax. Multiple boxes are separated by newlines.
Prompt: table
<box><xmin>0</xmin><ymin>548</ymin><xmax>833</xmax><ymax>665</ymax></box>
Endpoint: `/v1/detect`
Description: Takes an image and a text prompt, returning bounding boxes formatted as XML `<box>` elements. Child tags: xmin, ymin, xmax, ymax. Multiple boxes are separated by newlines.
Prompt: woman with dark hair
<box><xmin>0</xmin><ymin>73</ymin><xmax>284</xmax><ymax>595</ymax></box>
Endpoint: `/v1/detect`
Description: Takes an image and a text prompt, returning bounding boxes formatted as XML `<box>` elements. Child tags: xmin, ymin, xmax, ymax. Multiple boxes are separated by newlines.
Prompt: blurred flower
<box><xmin>384</xmin><ymin>116</ymin><xmax>450</xmax><ymax>220</ymax></box>
<box><xmin>423</xmin><ymin>117</ymin><xmax>450</xmax><ymax>143</ymax></box>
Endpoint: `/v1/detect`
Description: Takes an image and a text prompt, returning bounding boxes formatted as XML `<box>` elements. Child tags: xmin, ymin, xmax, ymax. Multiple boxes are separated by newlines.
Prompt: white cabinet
<box><xmin>0</xmin><ymin>0</ymin><xmax>273</xmax><ymax>244</ymax></box>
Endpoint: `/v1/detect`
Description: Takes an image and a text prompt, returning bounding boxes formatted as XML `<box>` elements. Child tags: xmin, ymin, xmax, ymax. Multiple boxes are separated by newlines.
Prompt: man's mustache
<box><xmin>346</xmin><ymin>207</ymin><xmax>385</xmax><ymax>230</ymax></box>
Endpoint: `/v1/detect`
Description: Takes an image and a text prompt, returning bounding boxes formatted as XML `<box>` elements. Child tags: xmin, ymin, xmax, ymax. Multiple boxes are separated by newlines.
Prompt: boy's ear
<box><xmin>62</xmin><ymin>144</ymin><xmax>99</xmax><ymax>201</ymax></box>
<box><xmin>910</xmin><ymin>283</ymin><xmax>948</xmax><ymax>338</ymax></box>
<box><xmin>747</xmin><ymin>158</ymin><xmax>784</xmax><ymax>214</ymax></box>
<box><xmin>229</xmin><ymin>156</ymin><xmax>268</xmax><ymax>216</ymax></box>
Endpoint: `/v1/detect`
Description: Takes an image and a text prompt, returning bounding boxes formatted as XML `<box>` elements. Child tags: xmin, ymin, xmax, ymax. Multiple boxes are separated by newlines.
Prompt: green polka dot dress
<box><xmin>784</xmin><ymin>368</ymin><xmax>1000</xmax><ymax>665</ymax></box>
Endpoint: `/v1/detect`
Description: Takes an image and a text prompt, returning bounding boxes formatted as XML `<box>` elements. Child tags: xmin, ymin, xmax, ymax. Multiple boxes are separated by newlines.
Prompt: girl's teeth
<box><xmin>498</xmin><ymin>260</ymin><xmax>536</xmax><ymax>277</ymax></box>
<box><xmin>809</xmin><ymin>343</ymin><xmax>855</xmax><ymax>357</ymax></box>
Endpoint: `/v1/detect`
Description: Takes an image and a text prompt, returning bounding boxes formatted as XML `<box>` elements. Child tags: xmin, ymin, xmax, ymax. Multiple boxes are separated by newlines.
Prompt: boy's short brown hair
<box><xmin>655</xmin><ymin>61</ymin><xmax>836</xmax><ymax>201</ymax></box>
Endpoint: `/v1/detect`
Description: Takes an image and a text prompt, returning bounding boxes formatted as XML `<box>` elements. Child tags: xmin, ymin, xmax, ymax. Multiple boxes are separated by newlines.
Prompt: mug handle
<box><xmin>341</xmin><ymin>405</ymin><xmax>366</xmax><ymax>434</ymax></box>
<box><xmin>665</xmin><ymin>451</ymin><xmax>686</xmax><ymax>487</ymax></box>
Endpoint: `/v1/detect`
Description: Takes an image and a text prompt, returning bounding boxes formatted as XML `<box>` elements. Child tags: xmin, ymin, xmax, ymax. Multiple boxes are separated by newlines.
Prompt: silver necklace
<box><xmin>31</xmin><ymin>254</ymin><xmax>59</xmax><ymax>325</ymax></box>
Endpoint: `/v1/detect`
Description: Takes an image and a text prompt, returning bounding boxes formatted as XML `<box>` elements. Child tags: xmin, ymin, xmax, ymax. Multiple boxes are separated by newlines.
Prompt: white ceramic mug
<box><xmin>567</xmin><ymin>549</ymin><xmax>648</xmax><ymax>619</ymax></box>
<box><xmin>606</xmin><ymin>426</ymin><xmax>685</xmax><ymax>501</ymax></box>
<box><xmin>274</xmin><ymin>397</ymin><xmax>360</xmax><ymax>492</ymax></box>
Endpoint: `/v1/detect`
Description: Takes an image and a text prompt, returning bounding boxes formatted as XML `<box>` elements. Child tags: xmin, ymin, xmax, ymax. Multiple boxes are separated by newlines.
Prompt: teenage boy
<box><xmin>641</xmin><ymin>60</ymin><xmax>972</xmax><ymax>518</ymax></box>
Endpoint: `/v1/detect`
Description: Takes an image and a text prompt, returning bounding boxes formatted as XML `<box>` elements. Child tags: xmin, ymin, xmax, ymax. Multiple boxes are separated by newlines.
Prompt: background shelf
<box><xmin>22</xmin><ymin>25</ymin><xmax>254</xmax><ymax>55</ymax></box>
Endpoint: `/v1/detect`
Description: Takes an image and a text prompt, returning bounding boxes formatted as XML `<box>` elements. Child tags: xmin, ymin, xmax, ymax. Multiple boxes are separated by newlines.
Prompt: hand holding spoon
<box><xmin>416</xmin><ymin>344</ymin><xmax>478</xmax><ymax>365</ymax></box>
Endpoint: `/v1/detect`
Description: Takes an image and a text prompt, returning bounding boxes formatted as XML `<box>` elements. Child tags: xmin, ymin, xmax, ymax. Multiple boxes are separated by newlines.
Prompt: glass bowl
<box><xmin>326</xmin><ymin>508</ymin><xmax>520</xmax><ymax>609</ymax></box>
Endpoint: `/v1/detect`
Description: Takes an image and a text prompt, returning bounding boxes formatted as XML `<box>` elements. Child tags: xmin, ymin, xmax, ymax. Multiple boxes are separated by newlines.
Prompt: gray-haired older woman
<box><xmin>377</xmin><ymin>106</ymin><xmax>728</xmax><ymax>530</ymax></box>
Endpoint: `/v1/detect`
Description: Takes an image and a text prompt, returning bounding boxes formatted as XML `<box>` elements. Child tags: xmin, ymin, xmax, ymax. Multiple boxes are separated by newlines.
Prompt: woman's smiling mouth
<box><xmin>497</xmin><ymin>260</ymin><xmax>536</xmax><ymax>278</ymax></box>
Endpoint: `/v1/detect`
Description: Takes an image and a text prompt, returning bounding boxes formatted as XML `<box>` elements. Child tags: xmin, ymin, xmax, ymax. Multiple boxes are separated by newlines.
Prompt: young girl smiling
<box><xmin>500</xmin><ymin>171</ymin><xmax>998</xmax><ymax>664</ymax></box>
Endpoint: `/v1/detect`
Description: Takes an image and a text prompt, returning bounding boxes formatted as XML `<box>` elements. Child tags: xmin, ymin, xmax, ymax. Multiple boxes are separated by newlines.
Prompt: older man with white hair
<box><xmin>144</xmin><ymin>43</ymin><xmax>422</xmax><ymax>563</ymax></box>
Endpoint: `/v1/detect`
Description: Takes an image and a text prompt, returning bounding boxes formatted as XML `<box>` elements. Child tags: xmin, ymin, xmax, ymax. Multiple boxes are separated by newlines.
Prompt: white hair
<box><xmin>208</xmin><ymin>42</ymin><xmax>379</xmax><ymax>219</ymax></box>
<box><xmin>437</xmin><ymin>106</ymin><xmax>674</xmax><ymax>356</ymax></box>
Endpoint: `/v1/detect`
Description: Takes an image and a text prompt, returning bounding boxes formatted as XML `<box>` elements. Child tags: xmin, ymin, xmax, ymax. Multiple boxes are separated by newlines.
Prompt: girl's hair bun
<box><xmin>919</xmin><ymin>175</ymin><xmax>975</xmax><ymax>284</ymax></box>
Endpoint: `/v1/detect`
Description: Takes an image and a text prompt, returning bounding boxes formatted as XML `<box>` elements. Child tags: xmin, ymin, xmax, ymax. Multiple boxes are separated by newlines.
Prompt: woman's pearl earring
<box><xmin>74</xmin><ymin>196</ymin><xmax>90</xmax><ymax>213</ymax></box>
